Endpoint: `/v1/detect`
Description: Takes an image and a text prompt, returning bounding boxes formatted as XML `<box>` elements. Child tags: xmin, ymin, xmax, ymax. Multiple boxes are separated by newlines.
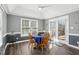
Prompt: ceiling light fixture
<box><xmin>38</xmin><ymin>7</ymin><xmax>43</xmax><ymax>11</ymax></box>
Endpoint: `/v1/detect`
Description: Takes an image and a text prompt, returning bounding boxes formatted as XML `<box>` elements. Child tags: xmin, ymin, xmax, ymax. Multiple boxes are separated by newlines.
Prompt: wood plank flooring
<box><xmin>5</xmin><ymin>41</ymin><xmax>79</xmax><ymax>55</ymax></box>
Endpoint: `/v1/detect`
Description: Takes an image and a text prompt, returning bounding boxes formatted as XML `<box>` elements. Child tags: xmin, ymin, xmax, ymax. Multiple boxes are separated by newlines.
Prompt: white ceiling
<box><xmin>2</xmin><ymin>4</ymin><xmax>79</xmax><ymax>19</ymax></box>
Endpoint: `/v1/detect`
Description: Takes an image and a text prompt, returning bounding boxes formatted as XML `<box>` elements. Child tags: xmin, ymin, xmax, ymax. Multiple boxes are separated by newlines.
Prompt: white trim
<box><xmin>12</xmin><ymin>32</ymin><xmax>21</xmax><ymax>34</ymax></box>
<box><xmin>59</xmin><ymin>40</ymin><xmax>79</xmax><ymax>49</ymax></box>
<box><xmin>6</xmin><ymin>32</ymin><xmax>21</xmax><ymax>35</ymax></box>
<box><xmin>0</xmin><ymin>4</ymin><xmax>8</xmax><ymax>14</ymax></box>
<box><xmin>2</xmin><ymin>32</ymin><xmax>21</xmax><ymax>38</ymax></box>
<box><xmin>2</xmin><ymin>33</ymin><xmax>7</xmax><ymax>38</ymax></box>
<box><xmin>0</xmin><ymin>5</ymin><xmax>6</xmax><ymax>13</ymax></box>
<box><xmin>69</xmin><ymin>33</ymin><xmax>79</xmax><ymax>36</ymax></box>
<box><xmin>65</xmin><ymin>15</ymin><xmax>69</xmax><ymax>43</ymax></box>
<box><xmin>66</xmin><ymin>43</ymin><xmax>79</xmax><ymax>49</ymax></box>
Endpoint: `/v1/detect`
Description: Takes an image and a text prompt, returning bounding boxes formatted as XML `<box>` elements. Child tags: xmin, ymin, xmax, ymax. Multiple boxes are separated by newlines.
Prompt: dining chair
<box><xmin>28</xmin><ymin>32</ymin><xmax>36</xmax><ymax>53</ymax></box>
<box><xmin>38</xmin><ymin>32</ymin><xmax>50</xmax><ymax>53</ymax></box>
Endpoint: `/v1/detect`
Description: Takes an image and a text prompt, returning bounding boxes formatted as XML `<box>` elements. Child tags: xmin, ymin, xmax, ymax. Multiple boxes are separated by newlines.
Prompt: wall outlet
<box><xmin>77</xmin><ymin>41</ymin><xmax>79</xmax><ymax>44</ymax></box>
<box><xmin>16</xmin><ymin>37</ymin><xmax>19</xmax><ymax>40</ymax></box>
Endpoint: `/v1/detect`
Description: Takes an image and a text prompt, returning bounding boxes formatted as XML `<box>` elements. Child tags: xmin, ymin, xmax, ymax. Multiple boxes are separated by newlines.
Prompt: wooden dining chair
<box><xmin>38</xmin><ymin>32</ymin><xmax>50</xmax><ymax>53</ymax></box>
<box><xmin>28</xmin><ymin>32</ymin><xmax>36</xmax><ymax>52</ymax></box>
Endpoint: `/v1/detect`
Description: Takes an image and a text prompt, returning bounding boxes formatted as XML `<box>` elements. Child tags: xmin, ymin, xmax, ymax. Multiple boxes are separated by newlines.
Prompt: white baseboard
<box><xmin>59</xmin><ymin>40</ymin><xmax>79</xmax><ymax>49</ymax></box>
<box><xmin>6</xmin><ymin>32</ymin><xmax>21</xmax><ymax>35</ymax></box>
<box><xmin>66</xmin><ymin>44</ymin><xmax>79</xmax><ymax>49</ymax></box>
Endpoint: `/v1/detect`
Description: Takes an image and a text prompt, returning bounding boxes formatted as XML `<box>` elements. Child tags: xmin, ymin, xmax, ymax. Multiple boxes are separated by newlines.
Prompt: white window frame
<box><xmin>21</xmin><ymin>18</ymin><xmax>38</xmax><ymax>37</ymax></box>
<box><xmin>21</xmin><ymin>18</ymin><xmax>30</xmax><ymax>36</ymax></box>
<box><xmin>30</xmin><ymin>20</ymin><xmax>38</xmax><ymax>32</ymax></box>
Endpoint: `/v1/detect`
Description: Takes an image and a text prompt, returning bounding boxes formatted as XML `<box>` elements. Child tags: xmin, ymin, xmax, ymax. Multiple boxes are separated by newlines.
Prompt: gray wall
<box><xmin>69</xmin><ymin>11</ymin><xmax>79</xmax><ymax>34</ymax></box>
<box><xmin>38</xmin><ymin>20</ymin><xmax>44</xmax><ymax>31</ymax></box>
<box><xmin>7</xmin><ymin>14</ymin><xmax>44</xmax><ymax>33</ymax></box>
<box><xmin>2</xmin><ymin>10</ymin><xmax>7</xmax><ymax>36</ymax></box>
<box><xmin>7</xmin><ymin>10</ymin><xmax>79</xmax><ymax>34</ymax></box>
<box><xmin>69</xmin><ymin>35</ymin><xmax>79</xmax><ymax>46</ymax></box>
<box><xmin>2</xmin><ymin>10</ymin><xmax>7</xmax><ymax>47</ymax></box>
<box><xmin>69</xmin><ymin>11</ymin><xmax>79</xmax><ymax>46</ymax></box>
<box><xmin>7</xmin><ymin>14</ymin><xmax>21</xmax><ymax>33</ymax></box>
<box><xmin>44</xmin><ymin>20</ymin><xmax>49</xmax><ymax>31</ymax></box>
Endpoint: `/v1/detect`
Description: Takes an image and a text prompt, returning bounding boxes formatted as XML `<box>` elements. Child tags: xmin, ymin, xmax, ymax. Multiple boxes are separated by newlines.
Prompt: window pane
<box><xmin>30</xmin><ymin>29</ymin><xmax>37</xmax><ymax>33</ymax></box>
<box><xmin>22</xmin><ymin>20</ymin><xmax>29</xmax><ymax>28</ymax></box>
<box><xmin>22</xmin><ymin>28</ymin><xmax>29</xmax><ymax>34</ymax></box>
<box><xmin>31</xmin><ymin>21</ymin><xmax>37</xmax><ymax>28</ymax></box>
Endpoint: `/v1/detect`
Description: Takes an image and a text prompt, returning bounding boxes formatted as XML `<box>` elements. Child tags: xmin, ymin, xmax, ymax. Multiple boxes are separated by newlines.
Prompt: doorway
<box><xmin>49</xmin><ymin>16</ymin><xmax>69</xmax><ymax>44</ymax></box>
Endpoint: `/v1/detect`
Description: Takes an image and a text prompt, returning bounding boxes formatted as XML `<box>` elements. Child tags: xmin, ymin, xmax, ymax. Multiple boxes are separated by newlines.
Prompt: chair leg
<box><xmin>30</xmin><ymin>44</ymin><xmax>34</xmax><ymax>54</ymax></box>
<box><xmin>30</xmin><ymin>45</ymin><xmax>32</xmax><ymax>53</ymax></box>
<box><xmin>42</xmin><ymin>47</ymin><xmax>43</xmax><ymax>54</ymax></box>
<box><xmin>47</xmin><ymin>46</ymin><xmax>49</xmax><ymax>53</ymax></box>
<box><xmin>28</xmin><ymin>42</ymin><xmax>30</xmax><ymax>48</ymax></box>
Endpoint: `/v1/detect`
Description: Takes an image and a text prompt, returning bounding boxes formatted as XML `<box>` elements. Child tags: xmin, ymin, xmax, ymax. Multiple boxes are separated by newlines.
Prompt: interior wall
<box><xmin>45</xmin><ymin>10</ymin><xmax>79</xmax><ymax>35</ymax></box>
<box><xmin>7</xmin><ymin>10</ymin><xmax>79</xmax><ymax>35</ymax></box>
<box><xmin>7</xmin><ymin>14</ymin><xmax>20</xmax><ymax>33</ymax></box>
<box><xmin>0</xmin><ymin>6</ymin><xmax>7</xmax><ymax>48</ymax></box>
<box><xmin>7</xmin><ymin>14</ymin><xmax>44</xmax><ymax>33</ymax></box>
<box><xmin>38</xmin><ymin>20</ymin><xmax>44</xmax><ymax>31</ymax></box>
<box><xmin>44</xmin><ymin>20</ymin><xmax>49</xmax><ymax>31</ymax></box>
<box><xmin>2</xmin><ymin>10</ymin><xmax>7</xmax><ymax>36</ymax></box>
<box><xmin>69</xmin><ymin>10</ymin><xmax>79</xmax><ymax>34</ymax></box>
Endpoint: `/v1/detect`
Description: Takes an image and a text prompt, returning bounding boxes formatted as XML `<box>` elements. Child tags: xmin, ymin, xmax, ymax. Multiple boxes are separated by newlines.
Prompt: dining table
<box><xmin>32</xmin><ymin>35</ymin><xmax>43</xmax><ymax>44</ymax></box>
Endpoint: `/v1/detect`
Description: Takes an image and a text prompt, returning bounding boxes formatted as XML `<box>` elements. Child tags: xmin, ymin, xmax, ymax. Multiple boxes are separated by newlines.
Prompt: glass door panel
<box><xmin>49</xmin><ymin>16</ymin><xmax>69</xmax><ymax>44</ymax></box>
<box><xmin>49</xmin><ymin>20</ymin><xmax>56</xmax><ymax>41</ymax></box>
<box><xmin>58</xmin><ymin>17</ymin><xmax>66</xmax><ymax>41</ymax></box>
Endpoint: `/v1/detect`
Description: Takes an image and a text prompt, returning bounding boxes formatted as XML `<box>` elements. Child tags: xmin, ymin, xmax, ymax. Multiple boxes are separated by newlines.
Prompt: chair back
<box><xmin>41</xmin><ymin>32</ymin><xmax>50</xmax><ymax>46</ymax></box>
<box><xmin>28</xmin><ymin>32</ymin><xmax>35</xmax><ymax>43</ymax></box>
<box><xmin>29</xmin><ymin>32</ymin><xmax>32</xmax><ymax>39</ymax></box>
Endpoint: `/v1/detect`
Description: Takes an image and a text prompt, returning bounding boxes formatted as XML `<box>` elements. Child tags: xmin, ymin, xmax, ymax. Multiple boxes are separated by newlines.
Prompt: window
<box><xmin>21</xmin><ymin>18</ymin><xmax>38</xmax><ymax>36</ymax></box>
<box><xmin>30</xmin><ymin>20</ymin><xmax>38</xmax><ymax>33</ymax></box>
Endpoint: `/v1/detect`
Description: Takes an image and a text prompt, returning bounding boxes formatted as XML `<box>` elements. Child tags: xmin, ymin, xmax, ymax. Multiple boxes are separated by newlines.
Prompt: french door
<box><xmin>49</xmin><ymin>16</ymin><xmax>69</xmax><ymax>43</ymax></box>
<box><xmin>49</xmin><ymin>19</ymin><xmax>58</xmax><ymax>42</ymax></box>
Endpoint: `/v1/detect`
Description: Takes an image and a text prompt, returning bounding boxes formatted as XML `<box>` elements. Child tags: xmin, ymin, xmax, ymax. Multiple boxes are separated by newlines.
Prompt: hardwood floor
<box><xmin>5</xmin><ymin>41</ymin><xmax>79</xmax><ymax>55</ymax></box>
